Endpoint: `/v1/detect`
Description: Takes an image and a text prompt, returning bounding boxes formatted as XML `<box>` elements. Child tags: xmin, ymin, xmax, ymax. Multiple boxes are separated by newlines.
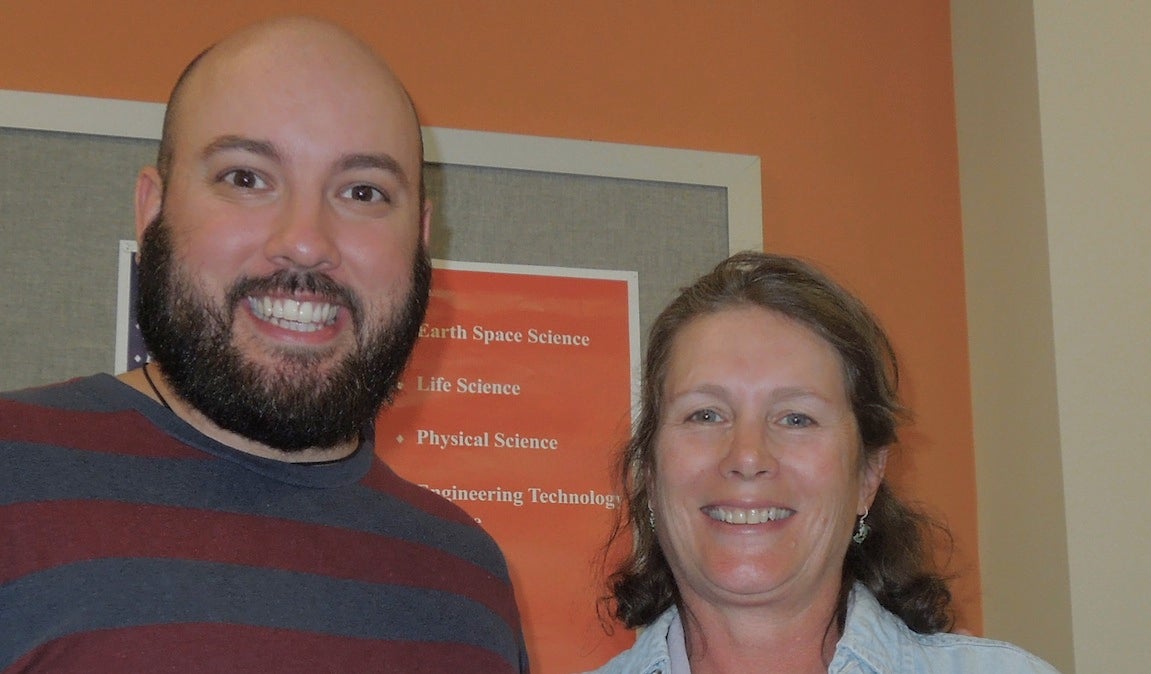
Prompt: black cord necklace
<box><xmin>141</xmin><ymin>361</ymin><xmax>173</xmax><ymax>410</ymax></box>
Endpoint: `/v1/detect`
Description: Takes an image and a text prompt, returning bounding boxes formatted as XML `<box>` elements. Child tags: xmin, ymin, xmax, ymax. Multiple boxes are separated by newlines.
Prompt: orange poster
<box><xmin>376</xmin><ymin>260</ymin><xmax>637</xmax><ymax>673</ymax></box>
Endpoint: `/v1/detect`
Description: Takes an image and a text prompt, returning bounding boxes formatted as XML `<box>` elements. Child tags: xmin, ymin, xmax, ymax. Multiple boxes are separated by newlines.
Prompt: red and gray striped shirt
<box><xmin>1</xmin><ymin>374</ymin><xmax>529</xmax><ymax>673</ymax></box>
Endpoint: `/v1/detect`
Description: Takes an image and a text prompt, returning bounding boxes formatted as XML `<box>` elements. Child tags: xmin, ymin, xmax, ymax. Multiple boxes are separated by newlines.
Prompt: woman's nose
<box><xmin>719</xmin><ymin>420</ymin><xmax>779</xmax><ymax>479</ymax></box>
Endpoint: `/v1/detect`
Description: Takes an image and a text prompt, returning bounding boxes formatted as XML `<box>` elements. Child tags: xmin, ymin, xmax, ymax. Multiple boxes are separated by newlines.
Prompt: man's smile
<box><xmin>246</xmin><ymin>296</ymin><xmax>340</xmax><ymax>333</ymax></box>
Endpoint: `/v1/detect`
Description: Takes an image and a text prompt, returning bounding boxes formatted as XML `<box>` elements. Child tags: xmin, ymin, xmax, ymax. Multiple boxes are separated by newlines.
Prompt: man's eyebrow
<box><xmin>336</xmin><ymin>153</ymin><xmax>410</xmax><ymax>188</ymax></box>
<box><xmin>201</xmin><ymin>135</ymin><xmax>282</xmax><ymax>163</ymax></box>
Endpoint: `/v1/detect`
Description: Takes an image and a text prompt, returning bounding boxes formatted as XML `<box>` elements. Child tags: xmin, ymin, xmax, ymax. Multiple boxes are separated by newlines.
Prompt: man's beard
<box><xmin>135</xmin><ymin>214</ymin><xmax>431</xmax><ymax>452</ymax></box>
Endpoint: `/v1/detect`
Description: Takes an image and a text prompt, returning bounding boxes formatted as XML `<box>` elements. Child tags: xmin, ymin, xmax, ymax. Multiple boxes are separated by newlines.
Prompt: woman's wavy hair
<box><xmin>602</xmin><ymin>251</ymin><xmax>953</xmax><ymax>634</ymax></box>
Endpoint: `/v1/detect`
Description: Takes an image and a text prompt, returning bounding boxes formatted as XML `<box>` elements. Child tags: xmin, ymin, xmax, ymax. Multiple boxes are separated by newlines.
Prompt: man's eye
<box><xmin>221</xmin><ymin>169</ymin><xmax>266</xmax><ymax>190</ymax></box>
<box><xmin>781</xmin><ymin>413</ymin><xmax>814</xmax><ymax>428</ymax></box>
<box><xmin>342</xmin><ymin>184</ymin><xmax>388</xmax><ymax>203</ymax></box>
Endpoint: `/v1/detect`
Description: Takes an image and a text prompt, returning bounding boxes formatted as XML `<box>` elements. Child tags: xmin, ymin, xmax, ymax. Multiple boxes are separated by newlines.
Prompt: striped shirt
<box><xmin>1</xmin><ymin>374</ymin><xmax>528</xmax><ymax>673</ymax></box>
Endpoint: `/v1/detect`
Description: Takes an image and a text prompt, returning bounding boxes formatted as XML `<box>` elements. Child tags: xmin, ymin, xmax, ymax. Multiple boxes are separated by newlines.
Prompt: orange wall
<box><xmin>1</xmin><ymin>0</ymin><xmax>978</xmax><ymax>629</ymax></box>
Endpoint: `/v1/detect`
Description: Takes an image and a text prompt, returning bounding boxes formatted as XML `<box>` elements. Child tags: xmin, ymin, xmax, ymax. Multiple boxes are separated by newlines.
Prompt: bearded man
<box><xmin>0</xmin><ymin>16</ymin><xmax>528</xmax><ymax>673</ymax></box>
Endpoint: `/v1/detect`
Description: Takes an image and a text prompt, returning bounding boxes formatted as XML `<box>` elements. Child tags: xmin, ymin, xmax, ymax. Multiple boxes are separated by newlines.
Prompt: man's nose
<box><xmin>263</xmin><ymin>196</ymin><xmax>340</xmax><ymax>272</ymax></box>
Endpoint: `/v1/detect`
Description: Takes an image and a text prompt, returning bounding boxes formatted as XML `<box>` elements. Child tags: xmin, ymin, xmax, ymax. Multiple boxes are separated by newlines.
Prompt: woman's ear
<box><xmin>859</xmin><ymin>446</ymin><xmax>889</xmax><ymax>512</ymax></box>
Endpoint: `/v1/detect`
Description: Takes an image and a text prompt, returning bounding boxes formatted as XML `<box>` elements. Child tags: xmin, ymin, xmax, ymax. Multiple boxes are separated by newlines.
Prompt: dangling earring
<box><xmin>852</xmin><ymin>507</ymin><xmax>871</xmax><ymax>544</ymax></box>
<box><xmin>648</xmin><ymin>504</ymin><xmax>656</xmax><ymax>531</ymax></box>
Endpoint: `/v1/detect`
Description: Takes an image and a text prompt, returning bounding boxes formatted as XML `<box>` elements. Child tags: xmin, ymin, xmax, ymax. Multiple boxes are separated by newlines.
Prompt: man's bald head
<box><xmin>155</xmin><ymin>17</ymin><xmax>424</xmax><ymax>203</ymax></box>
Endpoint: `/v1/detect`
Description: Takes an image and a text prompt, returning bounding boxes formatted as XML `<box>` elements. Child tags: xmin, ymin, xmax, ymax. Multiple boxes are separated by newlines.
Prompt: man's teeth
<box><xmin>702</xmin><ymin>505</ymin><xmax>795</xmax><ymax>525</ymax></box>
<box><xmin>247</xmin><ymin>297</ymin><xmax>339</xmax><ymax>332</ymax></box>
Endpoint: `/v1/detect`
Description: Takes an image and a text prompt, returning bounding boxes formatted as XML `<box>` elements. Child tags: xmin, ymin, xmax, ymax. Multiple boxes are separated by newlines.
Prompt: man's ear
<box><xmin>419</xmin><ymin>197</ymin><xmax>433</xmax><ymax>248</ymax></box>
<box><xmin>135</xmin><ymin>166</ymin><xmax>164</xmax><ymax>245</ymax></box>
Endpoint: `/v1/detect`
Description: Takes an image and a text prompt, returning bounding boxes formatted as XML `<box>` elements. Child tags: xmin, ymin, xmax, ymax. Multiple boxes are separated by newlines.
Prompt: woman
<box><xmin>588</xmin><ymin>252</ymin><xmax>1059</xmax><ymax>673</ymax></box>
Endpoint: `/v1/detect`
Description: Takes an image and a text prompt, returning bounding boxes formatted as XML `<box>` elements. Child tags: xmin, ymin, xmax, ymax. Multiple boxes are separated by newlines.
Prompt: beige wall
<box><xmin>956</xmin><ymin>2</ymin><xmax>1151</xmax><ymax>672</ymax></box>
<box><xmin>1037</xmin><ymin>3</ymin><xmax>1151</xmax><ymax>672</ymax></box>
<box><xmin>952</xmin><ymin>1</ymin><xmax>1073</xmax><ymax>671</ymax></box>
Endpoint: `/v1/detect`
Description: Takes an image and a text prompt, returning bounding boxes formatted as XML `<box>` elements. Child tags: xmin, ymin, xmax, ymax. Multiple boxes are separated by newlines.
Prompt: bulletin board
<box><xmin>0</xmin><ymin>88</ymin><xmax>762</xmax><ymax>672</ymax></box>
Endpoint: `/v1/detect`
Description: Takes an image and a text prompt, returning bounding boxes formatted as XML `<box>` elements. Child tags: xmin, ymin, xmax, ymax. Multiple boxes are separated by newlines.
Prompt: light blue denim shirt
<box><xmin>583</xmin><ymin>583</ymin><xmax>1061</xmax><ymax>674</ymax></box>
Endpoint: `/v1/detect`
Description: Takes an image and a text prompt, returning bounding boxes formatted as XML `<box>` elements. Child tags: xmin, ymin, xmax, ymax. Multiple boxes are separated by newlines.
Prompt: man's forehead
<box><xmin>172</xmin><ymin>65</ymin><xmax>421</xmax><ymax>169</ymax></box>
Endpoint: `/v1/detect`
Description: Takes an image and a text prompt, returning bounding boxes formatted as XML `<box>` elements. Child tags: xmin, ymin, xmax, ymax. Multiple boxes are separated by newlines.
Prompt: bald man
<box><xmin>1</xmin><ymin>17</ymin><xmax>528</xmax><ymax>672</ymax></box>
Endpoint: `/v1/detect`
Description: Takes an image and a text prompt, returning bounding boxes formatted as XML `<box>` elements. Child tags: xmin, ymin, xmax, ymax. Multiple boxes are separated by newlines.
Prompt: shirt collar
<box><xmin>830</xmin><ymin>582</ymin><xmax>909</xmax><ymax>672</ymax></box>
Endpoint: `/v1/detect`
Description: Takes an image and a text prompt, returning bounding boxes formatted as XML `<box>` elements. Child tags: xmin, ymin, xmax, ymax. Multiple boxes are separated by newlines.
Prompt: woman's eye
<box><xmin>221</xmin><ymin>169</ymin><xmax>266</xmax><ymax>190</ymax></box>
<box><xmin>342</xmin><ymin>184</ymin><xmax>388</xmax><ymax>203</ymax></box>
<box><xmin>781</xmin><ymin>413</ymin><xmax>814</xmax><ymax>428</ymax></box>
<box><xmin>687</xmin><ymin>409</ymin><xmax>723</xmax><ymax>424</ymax></box>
